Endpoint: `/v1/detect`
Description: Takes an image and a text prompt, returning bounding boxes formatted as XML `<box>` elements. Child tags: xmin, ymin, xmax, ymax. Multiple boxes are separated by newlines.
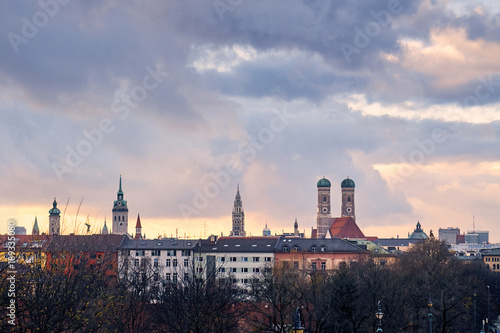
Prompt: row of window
<box><xmin>489</xmin><ymin>264</ymin><xmax>500</xmax><ymax>270</ymax></box>
<box><xmin>132</xmin><ymin>249</ymin><xmax>191</xmax><ymax>257</ymax></box>
<box><xmin>218</xmin><ymin>267</ymin><xmax>270</xmax><ymax>273</ymax></box>
<box><xmin>282</xmin><ymin>261</ymin><xmax>327</xmax><ymax>270</ymax></box>
<box><xmin>218</xmin><ymin>256</ymin><xmax>272</xmax><ymax>262</ymax></box>
<box><xmin>485</xmin><ymin>257</ymin><xmax>500</xmax><ymax>262</ymax></box>
<box><xmin>282</xmin><ymin>245</ymin><xmax>327</xmax><ymax>252</ymax></box>
<box><xmin>134</xmin><ymin>258</ymin><xmax>191</xmax><ymax>267</ymax></box>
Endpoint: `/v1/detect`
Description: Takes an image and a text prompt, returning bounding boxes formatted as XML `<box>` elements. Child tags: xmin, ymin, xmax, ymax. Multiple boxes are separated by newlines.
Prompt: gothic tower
<box><xmin>135</xmin><ymin>214</ymin><xmax>142</xmax><ymax>240</ymax></box>
<box><xmin>230</xmin><ymin>184</ymin><xmax>246</xmax><ymax>236</ymax></box>
<box><xmin>48</xmin><ymin>198</ymin><xmax>61</xmax><ymax>235</ymax></box>
<box><xmin>341</xmin><ymin>177</ymin><xmax>355</xmax><ymax>220</ymax></box>
<box><xmin>317</xmin><ymin>177</ymin><xmax>332</xmax><ymax>238</ymax></box>
<box><xmin>112</xmin><ymin>175</ymin><xmax>129</xmax><ymax>235</ymax></box>
<box><xmin>32</xmin><ymin>216</ymin><xmax>40</xmax><ymax>235</ymax></box>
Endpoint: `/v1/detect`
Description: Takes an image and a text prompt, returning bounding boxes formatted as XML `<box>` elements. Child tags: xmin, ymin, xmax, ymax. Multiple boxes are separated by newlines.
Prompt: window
<box><xmin>321</xmin><ymin>262</ymin><xmax>326</xmax><ymax>270</ymax></box>
<box><xmin>197</xmin><ymin>267</ymin><xmax>203</xmax><ymax>273</ymax></box>
<box><xmin>323</xmin><ymin>196</ymin><xmax>327</xmax><ymax>202</ymax></box>
<box><xmin>264</xmin><ymin>267</ymin><xmax>272</xmax><ymax>273</ymax></box>
<box><xmin>293</xmin><ymin>261</ymin><xmax>299</xmax><ymax>269</ymax></box>
<box><xmin>173</xmin><ymin>273</ymin><xmax>178</xmax><ymax>283</ymax></box>
<box><xmin>173</xmin><ymin>259</ymin><xmax>178</xmax><ymax>267</ymax></box>
<box><xmin>219</xmin><ymin>267</ymin><xmax>226</xmax><ymax>273</ymax></box>
<box><xmin>320</xmin><ymin>246</ymin><xmax>326</xmax><ymax>252</ymax></box>
<box><xmin>347</xmin><ymin>196</ymin><xmax>351</xmax><ymax>202</ymax></box>
<box><xmin>166</xmin><ymin>259</ymin><xmax>171</xmax><ymax>267</ymax></box>
<box><xmin>166</xmin><ymin>250</ymin><xmax>176</xmax><ymax>256</ymax></box>
<box><xmin>241</xmin><ymin>257</ymin><xmax>248</xmax><ymax>262</ymax></box>
<box><xmin>232</xmin><ymin>278</ymin><xmax>238</xmax><ymax>283</ymax></box>
<box><xmin>153</xmin><ymin>272</ymin><xmax>159</xmax><ymax>281</ymax></box>
<box><xmin>166</xmin><ymin>273</ymin><xmax>171</xmax><ymax>281</ymax></box>
<box><xmin>134</xmin><ymin>259</ymin><xmax>139</xmax><ymax>267</ymax></box>
<box><xmin>283</xmin><ymin>246</ymin><xmax>289</xmax><ymax>252</ymax></box>
<box><xmin>151</xmin><ymin>250</ymin><xmax>161</xmax><ymax>256</ymax></box>
<box><xmin>218</xmin><ymin>257</ymin><xmax>225</xmax><ymax>262</ymax></box>
<box><xmin>230</xmin><ymin>257</ymin><xmax>237</xmax><ymax>262</ymax></box>
<box><xmin>198</xmin><ymin>257</ymin><xmax>203</xmax><ymax>262</ymax></box>
<box><xmin>265</xmin><ymin>257</ymin><xmax>272</xmax><ymax>262</ymax></box>
<box><xmin>312</xmin><ymin>262</ymin><xmax>317</xmax><ymax>270</ymax></box>
<box><xmin>184</xmin><ymin>259</ymin><xmax>189</xmax><ymax>267</ymax></box>
<box><xmin>311</xmin><ymin>246</ymin><xmax>317</xmax><ymax>252</ymax></box>
<box><xmin>181</xmin><ymin>250</ymin><xmax>190</xmax><ymax>256</ymax></box>
<box><xmin>242</xmin><ymin>268</ymin><xmax>248</xmax><ymax>273</ymax></box>
<box><xmin>253</xmin><ymin>268</ymin><xmax>260</xmax><ymax>273</ymax></box>
<box><xmin>154</xmin><ymin>259</ymin><xmax>159</xmax><ymax>267</ymax></box>
<box><xmin>135</xmin><ymin>250</ymin><xmax>145</xmax><ymax>256</ymax></box>
<box><xmin>293</xmin><ymin>246</ymin><xmax>299</xmax><ymax>251</ymax></box>
<box><xmin>243</xmin><ymin>279</ymin><xmax>248</xmax><ymax>284</ymax></box>
<box><xmin>252</xmin><ymin>257</ymin><xmax>260</xmax><ymax>262</ymax></box>
<box><xmin>230</xmin><ymin>267</ymin><xmax>237</xmax><ymax>273</ymax></box>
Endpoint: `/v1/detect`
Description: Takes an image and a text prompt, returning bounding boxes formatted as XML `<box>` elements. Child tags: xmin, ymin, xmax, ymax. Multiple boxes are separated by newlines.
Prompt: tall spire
<box><xmin>135</xmin><ymin>214</ymin><xmax>142</xmax><ymax>239</ymax></box>
<box><xmin>32</xmin><ymin>216</ymin><xmax>39</xmax><ymax>235</ymax></box>
<box><xmin>118</xmin><ymin>174</ymin><xmax>123</xmax><ymax>195</ymax></box>
<box><xmin>231</xmin><ymin>184</ymin><xmax>246</xmax><ymax>236</ymax></box>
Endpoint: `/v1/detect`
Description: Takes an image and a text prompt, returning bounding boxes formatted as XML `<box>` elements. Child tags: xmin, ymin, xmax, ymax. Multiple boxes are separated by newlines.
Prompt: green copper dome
<box><xmin>317</xmin><ymin>177</ymin><xmax>331</xmax><ymax>187</ymax></box>
<box><xmin>341</xmin><ymin>178</ymin><xmax>355</xmax><ymax>188</ymax></box>
<box><xmin>49</xmin><ymin>198</ymin><xmax>61</xmax><ymax>216</ymax></box>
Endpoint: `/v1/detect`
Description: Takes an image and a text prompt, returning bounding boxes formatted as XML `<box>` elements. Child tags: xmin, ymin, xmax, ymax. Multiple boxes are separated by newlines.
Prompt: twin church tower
<box><xmin>316</xmin><ymin>177</ymin><xmax>356</xmax><ymax>238</ymax></box>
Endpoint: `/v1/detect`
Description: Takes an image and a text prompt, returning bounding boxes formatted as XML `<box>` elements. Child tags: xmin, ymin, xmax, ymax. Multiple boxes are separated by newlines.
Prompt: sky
<box><xmin>1</xmin><ymin>0</ymin><xmax>500</xmax><ymax>242</ymax></box>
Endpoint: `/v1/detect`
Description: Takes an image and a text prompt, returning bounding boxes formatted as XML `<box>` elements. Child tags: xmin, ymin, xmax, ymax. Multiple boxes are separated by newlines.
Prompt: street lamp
<box><xmin>473</xmin><ymin>291</ymin><xmax>477</xmax><ymax>332</ymax></box>
<box><xmin>376</xmin><ymin>300</ymin><xmax>384</xmax><ymax>332</ymax></box>
<box><xmin>487</xmin><ymin>285</ymin><xmax>491</xmax><ymax>332</ymax></box>
<box><xmin>428</xmin><ymin>294</ymin><xmax>433</xmax><ymax>333</ymax></box>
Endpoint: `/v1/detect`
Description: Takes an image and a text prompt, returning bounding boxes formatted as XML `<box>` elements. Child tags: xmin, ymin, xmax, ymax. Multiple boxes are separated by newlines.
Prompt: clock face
<box><xmin>346</xmin><ymin>207</ymin><xmax>352</xmax><ymax>213</ymax></box>
<box><xmin>322</xmin><ymin>207</ymin><xmax>328</xmax><ymax>213</ymax></box>
<box><xmin>117</xmin><ymin>201</ymin><xmax>122</xmax><ymax>206</ymax></box>
<box><xmin>119</xmin><ymin>222</ymin><xmax>124</xmax><ymax>227</ymax></box>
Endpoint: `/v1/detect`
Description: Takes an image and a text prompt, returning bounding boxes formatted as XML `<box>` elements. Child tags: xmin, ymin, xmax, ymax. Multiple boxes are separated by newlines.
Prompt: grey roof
<box><xmin>47</xmin><ymin>234</ymin><xmax>126</xmax><ymax>252</ymax></box>
<box><xmin>483</xmin><ymin>248</ymin><xmax>500</xmax><ymax>256</ymax></box>
<box><xmin>119</xmin><ymin>238</ymin><xmax>199</xmax><ymax>250</ymax></box>
<box><xmin>275</xmin><ymin>238</ymin><xmax>367</xmax><ymax>253</ymax></box>
<box><xmin>374</xmin><ymin>238</ymin><xmax>424</xmax><ymax>247</ymax></box>
<box><xmin>197</xmin><ymin>237</ymin><xmax>280</xmax><ymax>253</ymax></box>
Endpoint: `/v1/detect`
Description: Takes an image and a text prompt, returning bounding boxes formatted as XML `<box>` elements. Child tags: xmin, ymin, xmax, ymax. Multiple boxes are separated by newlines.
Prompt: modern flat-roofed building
<box><xmin>439</xmin><ymin>227</ymin><xmax>460</xmax><ymax>245</ymax></box>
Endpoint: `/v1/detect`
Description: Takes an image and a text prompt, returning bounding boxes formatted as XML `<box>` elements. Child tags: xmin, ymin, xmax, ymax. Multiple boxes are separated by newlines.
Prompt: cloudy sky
<box><xmin>2</xmin><ymin>0</ymin><xmax>500</xmax><ymax>242</ymax></box>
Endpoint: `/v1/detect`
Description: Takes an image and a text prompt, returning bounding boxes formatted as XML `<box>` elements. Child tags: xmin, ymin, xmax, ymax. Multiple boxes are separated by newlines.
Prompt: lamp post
<box><xmin>487</xmin><ymin>285</ymin><xmax>491</xmax><ymax>332</ymax></box>
<box><xmin>474</xmin><ymin>291</ymin><xmax>477</xmax><ymax>332</ymax></box>
<box><xmin>428</xmin><ymin>294</ymin><xmax>433</xmax><ymax>333</ymax></box>
<box><xmin>376</xmin><ymin>300</ymin><xmax>384</xmax><ymax>332</ymax></box>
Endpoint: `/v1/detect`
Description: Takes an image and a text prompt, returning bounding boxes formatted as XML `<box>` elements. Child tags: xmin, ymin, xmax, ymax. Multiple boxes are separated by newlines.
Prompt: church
<box><xmin>312</xmin><ymin>177</ymin><xmax>365</xmax><ymax>240</ymax></box>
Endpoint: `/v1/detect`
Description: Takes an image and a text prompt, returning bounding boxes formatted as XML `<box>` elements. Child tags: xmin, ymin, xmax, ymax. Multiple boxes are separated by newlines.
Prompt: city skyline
<box><xmin>2</xmin><ymin>1</ymin><xmax>500</xmax><ymax>242</ymax></box>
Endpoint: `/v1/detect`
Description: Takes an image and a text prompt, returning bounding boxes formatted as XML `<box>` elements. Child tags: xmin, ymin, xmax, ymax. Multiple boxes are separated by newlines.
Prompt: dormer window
<box><xmin>293</xmin><ymin>246</ymin><xmax>299</xmax><ymax>251</ymax></box>
<box><xmin>320</xmin><ymin>246</ymin><xmax>326</xmax><ymax>252</ymax></box>
<box><xmin>283</xmin><ymin>246</ymin><xmax>289</xmax><ymax>252</ymax></box>
<box><xmin>311</xmin><ymin>246</ymin><xmax>318</xmax><ymax>252</ymax></box>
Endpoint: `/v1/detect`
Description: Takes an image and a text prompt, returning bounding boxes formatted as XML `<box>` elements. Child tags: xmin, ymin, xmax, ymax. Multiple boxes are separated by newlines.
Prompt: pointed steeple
<box><xmin>135</xmin><ymin>214</ymin><xmax>142</xmax><ymax>239</ymax></box>
<box><xmin>294</xmin><ymin>218</ymin><xmax>299</xmax><ymax>236</ymax></box>
<box><xmin>32</xmin><ymin>216</ymin><xmax>40</xmax><ymax>235</ymax></box>
<box><xmin>231</xmin><ymin>184</ymin><xmax>246</xmax><ymax>236</ymax></box>
<box><xmin>102</xmin><ymin>219</ymin><xmax>108</xmax><ymax>234</ymax></box>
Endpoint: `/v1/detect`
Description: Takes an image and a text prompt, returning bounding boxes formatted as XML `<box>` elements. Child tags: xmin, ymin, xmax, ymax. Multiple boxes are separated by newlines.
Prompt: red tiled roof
<box><xmin>329</xmin><ymin>217</ymin><xmax>365</xmax><ymax>239</ymax></box>
<box><xmin>136</xmin><ymin>214</ymin><xmax>142</xmax><ymax>228</ymax></box>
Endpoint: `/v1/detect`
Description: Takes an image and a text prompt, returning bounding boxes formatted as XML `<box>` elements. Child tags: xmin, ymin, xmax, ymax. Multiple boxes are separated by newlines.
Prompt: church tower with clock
<box><xmin>112</xmin><ymin>175</ymin><xmax>129</xmax><ymax>235</ymax></box>
<box><xmin>316</xmin><ymin>177</ymin><xmax>332</xmax><ymax>238</ymax></box>
<box><xmin>230</xmin><ymin>184</ymin><xmax>246</xmax><ymax>236</ymax></box>
<box><xmin>341</xmin><ymin>177</ymin><xmax>355</xmax><ymax>220</ymax></box>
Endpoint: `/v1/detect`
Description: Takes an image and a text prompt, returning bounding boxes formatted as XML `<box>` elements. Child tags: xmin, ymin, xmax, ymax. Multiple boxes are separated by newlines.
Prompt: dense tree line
<box><xmin>0</xmin><ymin>238</ymin><xmax>498</xmax><ymax>332</ymax></box>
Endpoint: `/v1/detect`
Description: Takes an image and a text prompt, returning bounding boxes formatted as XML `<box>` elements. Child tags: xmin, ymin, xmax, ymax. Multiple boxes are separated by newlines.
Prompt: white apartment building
<box><xmin>196</xmin><ymin>236</ymin><xmax>280</xmax><ymax>286</ymax></box>
<box><xmin>118</xmin><ymin>238</ymin><xmax>199</xmax><ymax>284</ymax></box>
